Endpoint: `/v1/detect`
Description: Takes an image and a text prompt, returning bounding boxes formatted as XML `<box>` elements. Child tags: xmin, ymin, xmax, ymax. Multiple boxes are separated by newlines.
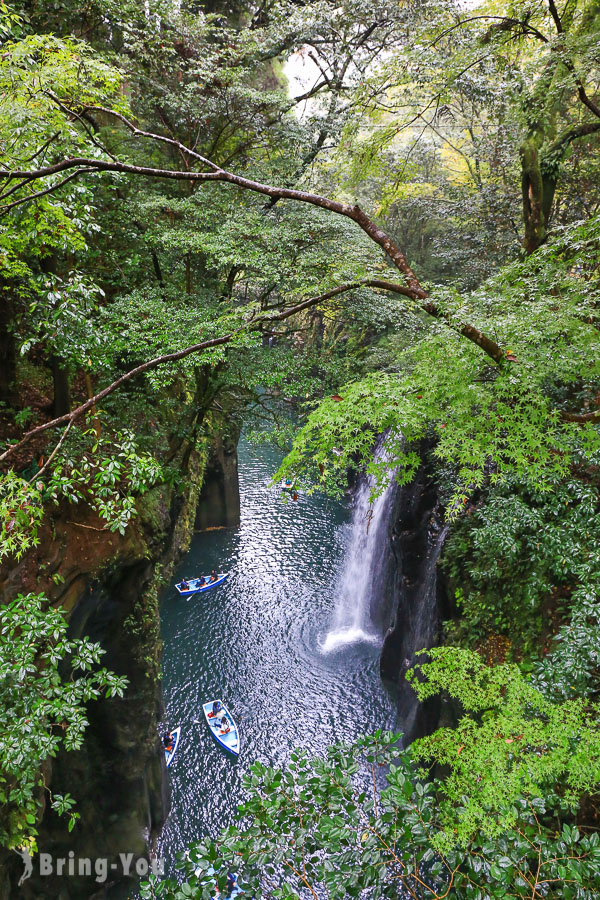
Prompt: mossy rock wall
<box><xmin>0</xmin><ymin>440</ymin><xmax>210</xmax><ymax>898</ymax></box>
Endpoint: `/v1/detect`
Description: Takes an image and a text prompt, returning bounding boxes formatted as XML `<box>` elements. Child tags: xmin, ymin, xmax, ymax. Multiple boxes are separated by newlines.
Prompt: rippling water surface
<box><xmin>158</xmin><ymin>438</ymin><xmax>397</xmax><ymax>869</ymax></box>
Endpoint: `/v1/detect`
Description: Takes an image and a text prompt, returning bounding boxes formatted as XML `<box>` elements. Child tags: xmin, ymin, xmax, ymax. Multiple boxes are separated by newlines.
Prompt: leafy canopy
<box><xmin>277</xmin><ymin>217</ymin><xmax>600</xmax><ymax>510</ymax></box>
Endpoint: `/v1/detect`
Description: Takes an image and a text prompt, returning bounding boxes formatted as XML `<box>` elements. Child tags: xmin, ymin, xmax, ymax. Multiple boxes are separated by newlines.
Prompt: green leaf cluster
<box><xmin>0</xmin><ymin>593</ymin><xmax>127</xmax><ymax>850</ymax></box>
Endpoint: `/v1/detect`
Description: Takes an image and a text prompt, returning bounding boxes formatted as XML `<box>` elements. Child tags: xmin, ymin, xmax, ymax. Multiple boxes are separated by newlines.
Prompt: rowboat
<box><xmin>175</xmin><ymin>573</ymin><xmax>228</xmax><ymax>596</ymax></box>
<box><xmin>164</xmin><ymin>726</ymin><xmax>181</xmax><ymax>768</ymax></box>
<box><xmin>281</xmin><ymin>478</ymin><xmax>296</xmax><ymax>492</ymax></box>
<box><xmin>202</xmin><ymin>700</ymin><xmax>240</xmax><ymax>756</ymax></box>
<box><xmin>196</xmin><ymin>867</ymin><xmax>244</xmax><ymax>898</ymax></box>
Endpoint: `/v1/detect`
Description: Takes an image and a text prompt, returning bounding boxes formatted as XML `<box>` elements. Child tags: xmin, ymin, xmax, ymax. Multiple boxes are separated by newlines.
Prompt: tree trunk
<box><xmin>51</xmin><ymin>356</ymin><xmax>71</xmax><ymax>417</ymax></box>
<box><xmin>0</xmin><ymin>296</ymin><xmax>16</xmax><ymax>406</ymax></box>
<box><xmin>520</xmin><ymin>136</ymin><xmax>559</xmax><ymax>255</ymax></box>
<box><xmin>520</xmin><ymin>137</ymin><xmax>545</xmax><ymax>254</ymax></box>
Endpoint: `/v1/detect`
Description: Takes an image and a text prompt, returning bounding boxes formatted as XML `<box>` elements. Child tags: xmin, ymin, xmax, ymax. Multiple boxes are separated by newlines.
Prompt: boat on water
<box><xmin>226</xmin><ymin>875</ymin><xmax>243</xmax><ymax>899</ymax></box>
<box><xmin>175</xmin><ymin>573</ymin><xmax>228</xmax><ymax>596</ymax></box>
<box><xmin>281</xmin><ymin>478</ymin><xmax>296</xmax><ymax>492</ymax></box>
<box><xmin>195</xmin><ymin>867</ymin><xmax>243</xmax><ymax>898</ymax></box>
<box><xmin>202</xmin><ymin>700</ymin><xmax>240</xmax><ymax>756</ymax></box>
<box><xmin>164</xmin><ymin>726</ymin><xmax>181</xmax><ymax>768</ymax></box>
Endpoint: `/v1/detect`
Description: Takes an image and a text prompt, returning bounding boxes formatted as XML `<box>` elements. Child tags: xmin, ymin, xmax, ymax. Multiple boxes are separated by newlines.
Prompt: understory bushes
<box><xmin>442</xmin><ymin>471</ymin><xmax>600</xmax><ymax>666</ymax></box>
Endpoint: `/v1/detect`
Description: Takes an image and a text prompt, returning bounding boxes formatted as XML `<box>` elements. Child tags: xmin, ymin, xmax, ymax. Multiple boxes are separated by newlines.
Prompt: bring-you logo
<box><xmin>13</xmin><ymin>849</ymin><xmax>164</xmax><ymax>885</ymax></box>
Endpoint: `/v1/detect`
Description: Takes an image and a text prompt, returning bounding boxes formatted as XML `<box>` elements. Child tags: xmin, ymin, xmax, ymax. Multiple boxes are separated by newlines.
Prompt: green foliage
<box><xmin>0</xmin><ymin>1</ymin><xmax>598</xmax><ymax>895</ymax></box>
<box><xmin>0</xmin><ymin>32</ymin><xmax>125</xmax><ymax>151</ymax></box>
<box><xmin>20</xmin><ymin>272</ymin><xmax>106</xmax><ymax>369</ymax></box>
<box><xmin>0</xmin><ymin>2</ymin><xmax>23</xmax><ymax>41</ymax></box>
<box><xmin>442</xmin><ymin>470</ymin><xmax>600</xmax><ymax>653</ymax></box>
<box><xmin>408</xmin><ymin>647</ymin><xmax>600</xmax><ymax>844</ymax></box>
<box><xmin>140</xmin><ymin>730</ymin><xmax>600</xmax><ymax>900</ymax></box>
<box><xmin>44</xmin><ymin>426</ymin><xmax>164</xmax><ymax>535</ymax></box>
<box><xmin>277</xmin><ymin>218</ymin><xmax>600</xmax><ymax>509</ymax></box>
<box><xmin>0</xmin><ymin>594</ymin><xmax>127</xmax><ymax>850</ymax></box>
<box><xmin>0</xmin><ymin>472</ymin><xmax>43</xmax><ymax>559</ymax></box>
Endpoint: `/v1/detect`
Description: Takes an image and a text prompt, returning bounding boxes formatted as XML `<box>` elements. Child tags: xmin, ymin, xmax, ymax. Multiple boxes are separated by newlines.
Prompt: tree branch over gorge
<box><xmin>0</xmin><ymin>114</ymin><xmax>507</xmax><ymax>368</ymax></box>
<box><xmin>0</xmin><ymin>280</ymin><xmax>437</xmax><ymax>465</ymax></box>
<box><xmin>6</xmin><ymin>124</ymin><xmax>599</xmax><ymax>426</ymax></box>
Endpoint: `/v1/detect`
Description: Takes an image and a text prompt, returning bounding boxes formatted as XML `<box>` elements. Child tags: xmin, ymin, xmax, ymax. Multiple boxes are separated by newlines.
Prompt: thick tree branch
<box><xmin>561</xmin><ymin>408</ymin><xmax>600</xmax><ymax>423</ymax></box>
<box><xmin>0</xmin><ymin>278</ymin><xmax>507</xmax><ymax>466</ymax></box>
<box><xmin>0</xmin><ymin>284</ymin><xmax>370</xmax><ymax>464</ymax></box>
<box><xmin>0</xmin><ymin>155</ymin><xmax>425</xmax><ymax>295</ymax></box>
<box><xmin>0</xmin><ymin>121</ymin><xmax>509</xmax><ymax>361</ymax></box>
<box><xmin>547</xmin><ymin>0</ymin><xmax>564</xmax><ymax>33</ymax></box>
<box><xmin>547</xmin><ymin>120</ymin><xmax>600</xmax><ymax>157</ymax></box>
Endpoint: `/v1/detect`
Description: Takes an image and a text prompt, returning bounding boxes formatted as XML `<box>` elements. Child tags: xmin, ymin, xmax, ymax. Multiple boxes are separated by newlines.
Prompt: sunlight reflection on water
<box><xmin>157</xmin><ymin>438</ymin><xmax>397</xmax><ymax>871</ymax></box>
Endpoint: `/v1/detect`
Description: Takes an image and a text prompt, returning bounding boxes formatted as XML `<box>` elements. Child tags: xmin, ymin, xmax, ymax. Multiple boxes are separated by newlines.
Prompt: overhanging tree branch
<box><xmin>0</xmin><ymin>117</ymin><xmax>510</xmax><ymax>366</ymax></box>
<box><xmin>0</xmin><ymin>283</ymin><xmax>387</xmax><ymax>464</ymax></box>
<box><xmin>0</xmin><ymin>169</ymin><xmax>94</xmax><ymax>215</ymax></box>
<box><xmin>561</xmin><ymin>408</ymin><xmax>600</xmax><ymax>423</ymax></box>
<box><xmin>0</xmin><ymin>158</ymin><xmax>436</xmax><ymax>303</ymax></box>
<box><xmin>0</xmin><ymin>278</ymin><xmax>508</xmax><ymax>467</ymax></box>
<box><xmin>548</xmin><ymin>120</ymin><xmax>600</xmax><ymax>157</ymax></box>
<box><xmin>0</xmin><ymin>155</ymin><xmax>427</xmax><ymax>291</ymax></box>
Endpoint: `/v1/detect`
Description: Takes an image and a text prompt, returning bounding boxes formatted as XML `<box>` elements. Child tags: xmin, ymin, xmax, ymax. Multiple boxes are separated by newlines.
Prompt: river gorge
<box><xmin>0</xmin><ymin>427</ymin><xmax>449</xmax><ymax>899</ymax></box>
<box><xmin>159</xmin><ymin>437</ymin><xmax>400</xmax><ymax>869</ymax></box>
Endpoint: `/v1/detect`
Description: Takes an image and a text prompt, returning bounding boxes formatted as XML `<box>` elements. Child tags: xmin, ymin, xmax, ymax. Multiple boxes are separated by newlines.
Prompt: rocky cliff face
<box><xmin>195</xmin><ymin>429</ymin><xmax>241</xmax><ymax>531</ymax></box>
<box><xmin>376</xmin><ymin>452</ymin><xmax>450</xmax><ymax>745</ymax></box>
<box><xmin>0</xmin><ymin>433</ymin><xmax>240</xmax><ymax>898</ymax></box>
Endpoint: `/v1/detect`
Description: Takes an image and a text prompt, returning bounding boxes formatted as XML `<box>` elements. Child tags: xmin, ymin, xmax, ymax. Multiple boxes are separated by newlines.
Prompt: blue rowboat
<box><xmin>281</xmin><ymin>479</ymin><xmax>296</xmax><ymax>492</ymax></box>
<box><xmin>228</xmin><ymin>874</ymin><xmax>243</xmax><ymax>898</ymax></box>
<box><xmin>196</xmin><ymin>867</ymin><xmax>244</xmax><ymax>898</ymax></box>
<box><xmin>203</xmin><ymin>700</ymin><xmax>240</xmax><ymax>757</ymax></box>
<box><xmin>164</xmin><ymin>726</ymin><xmax>181</xmax><ymax>768</ymax></box>
<box><xmin>175</xmin><ymin>573</ymin><xmax>228</xmax><ymax>597</ymax></box>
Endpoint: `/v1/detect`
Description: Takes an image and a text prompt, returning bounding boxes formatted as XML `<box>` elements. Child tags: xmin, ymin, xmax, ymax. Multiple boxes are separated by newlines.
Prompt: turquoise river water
<box><xmin>157</xmin><ymin>438</ymin><xmax>398</xmax><ymax>872</ymax></box>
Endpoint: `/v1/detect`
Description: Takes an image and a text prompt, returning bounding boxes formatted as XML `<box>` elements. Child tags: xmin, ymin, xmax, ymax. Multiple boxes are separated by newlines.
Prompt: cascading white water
<box><xmin>320</xmin><ymin>439</ymin><xmax>398</xmax><ymax>654</ymax></box>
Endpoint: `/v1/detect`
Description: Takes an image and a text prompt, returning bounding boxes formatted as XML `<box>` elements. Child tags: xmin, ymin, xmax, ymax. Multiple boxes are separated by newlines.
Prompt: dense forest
<box><xmin>1</xmin><ymin>0</ymin><xmax>600</xmax><ymax>897</ymax></box>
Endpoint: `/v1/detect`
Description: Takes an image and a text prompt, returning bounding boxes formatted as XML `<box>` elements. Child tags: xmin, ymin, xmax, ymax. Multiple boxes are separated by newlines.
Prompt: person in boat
<box><xmin>211</xmin><ymin>700</ymin><xmax>222</xmax><ymax>717</ymax></box>
<box><xmin>162</xmin><ymin>732</ymin><xmax>174</xmax><ymax>752</ymax></box>
<box><xmin>226</xmin><ymin>872</ymin><xmax>236</xmax><ymax>895</ymax></box>
<box><xmin>197</xmin><ymin>576</ymin><xmax>206</xmax><ymax>587</ymax></box>
<box><xmin>220</xmin><ymin>715</ymin><xmax>230</xmax><ymax>734</ymax></box>
<box><xmin>210</xmin><ymin>569</ymin><xmax>218</xmax><ymax>582</ymax></box>
<box><xmin>180</xmin><ymin>578</ymin><xmax>189</xmax><ymax>591</ymax></box>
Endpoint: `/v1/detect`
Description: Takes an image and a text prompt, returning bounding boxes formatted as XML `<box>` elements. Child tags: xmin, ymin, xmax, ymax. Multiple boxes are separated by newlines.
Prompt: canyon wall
<box><xmin>374</xmin><ymin>450</ymin><xmax>450</xmax><ymax>745</ymax></box>
<box><xmin>0</xmin><ymin>433</ymin><xmax>240</xmax><ymax>898</ymax></box>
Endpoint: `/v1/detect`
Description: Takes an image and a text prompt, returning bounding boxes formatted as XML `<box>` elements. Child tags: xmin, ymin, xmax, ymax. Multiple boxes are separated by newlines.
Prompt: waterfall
<box><xmin>321</xmin><ymin>438</ymin><xmax>398</xmax><ymax>654</ymax></box>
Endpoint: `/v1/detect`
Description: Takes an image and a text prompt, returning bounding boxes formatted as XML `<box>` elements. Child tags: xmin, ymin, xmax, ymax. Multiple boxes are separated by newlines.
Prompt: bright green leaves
<box><xmin>0</xmin><ymin>33</ymin><xmax>124</xmax><ymax>218</ymax></box>
<box><xmin>276</xmin><ymin>372</ymin><xmax>427</xmax><ymax>497</ymax></box>
<box><xmin>0</xmin><ymin>425</ymin><xmax>165</xmax><ymax>559</ymax></box>
<box><xmin>277</xmin><ymin>217</ymin><xmax>600</xmax><ymax>510</ymax></box>
<box><xmin>0</xmin><ymin>33</ymin><xmax>125</xmax><ymax>158</ymax></box>
<box><xmin>408</xmin><ymin>647</ymin><xmax>600</xmax><ymax>845</ymax></box>
<box><xmin>0</xmin><ymin>471</ymin><xmax>43</xmax><ymax>560</ymax></box>
<box><xmin>0</xmin><ymin>594</ymin><xmax>127</xmax><ymax>850</ymax></box>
